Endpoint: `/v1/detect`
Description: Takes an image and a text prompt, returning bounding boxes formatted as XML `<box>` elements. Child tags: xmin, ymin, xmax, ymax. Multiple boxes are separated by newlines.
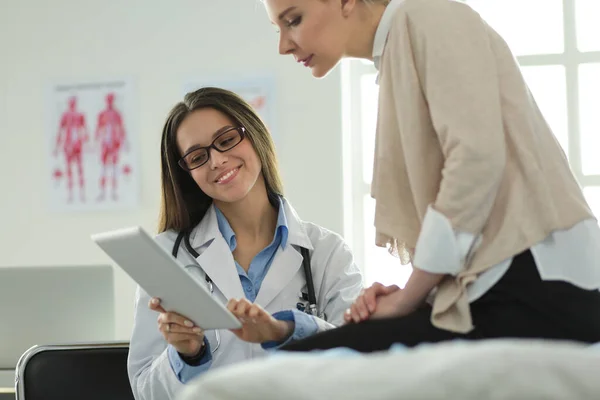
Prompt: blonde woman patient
<box><xmin>127</xmin><ymin>87</ymin><xmax>363</xmax><ymax>400</ymax></box>
<box><xmin>262</xmin><ymin>0</ymin><xmax>600</xmax><ymax>351</ymax></box>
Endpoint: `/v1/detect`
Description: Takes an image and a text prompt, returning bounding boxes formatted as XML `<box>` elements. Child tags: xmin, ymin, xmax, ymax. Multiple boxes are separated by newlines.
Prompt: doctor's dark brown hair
<box><xmin>158</xmin><ymin>87</ymin><xmax>284</xmax><ymax>234</ymax></box>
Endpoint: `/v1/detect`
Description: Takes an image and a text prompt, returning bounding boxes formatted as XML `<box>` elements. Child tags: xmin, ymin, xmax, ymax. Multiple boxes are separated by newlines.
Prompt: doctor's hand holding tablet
<box><xmin>149</xmin><ymin>295</ymin><xmax>295</xmax><ymax>353</ymax></box>
<box><xmin>149</xmin><ymin>298</ymin><xmax>205</xmax><ymax>358</ymax></box>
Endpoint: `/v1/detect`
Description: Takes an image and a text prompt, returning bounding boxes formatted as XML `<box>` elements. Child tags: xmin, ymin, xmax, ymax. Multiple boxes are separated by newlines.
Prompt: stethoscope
<box><xmin>172</xmin><ymin>231</ymin><xmax>321</xmax><ymax>353</ymax></box>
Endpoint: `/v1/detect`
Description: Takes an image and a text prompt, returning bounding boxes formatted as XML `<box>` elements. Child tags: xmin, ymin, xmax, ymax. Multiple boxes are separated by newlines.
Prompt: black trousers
<box><xmin>282</xmin><ymin>250</ymin><xmax>600</xmax><ymax>352</ymax></box>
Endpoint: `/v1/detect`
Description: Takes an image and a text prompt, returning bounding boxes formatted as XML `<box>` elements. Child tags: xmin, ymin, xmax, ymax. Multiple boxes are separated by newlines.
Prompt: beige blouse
<box><xmin>371</xmin><ymin>0</ymin><xmax>594</xmax><ymax>332</ymax></box>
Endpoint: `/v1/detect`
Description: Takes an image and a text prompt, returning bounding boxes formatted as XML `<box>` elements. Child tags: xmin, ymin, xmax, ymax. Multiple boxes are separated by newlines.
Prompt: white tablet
<box><xmin>91</xmin><ymin>226</ymin><xmax>242</xmax><ymax>330</ymax></box>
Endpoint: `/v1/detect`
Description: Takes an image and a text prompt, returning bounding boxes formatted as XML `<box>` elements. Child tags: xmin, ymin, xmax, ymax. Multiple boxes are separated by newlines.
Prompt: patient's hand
<box><xmin>149</xmin><ymin>297</ymin><xmax>205</xmax><ymax>358</ymax></box>
<box><xmin>227</xmin><ymin>298</ymin><xmax>294</xmax><ymax>344</ymax></box>
<box><xmin>344</xmin><ymin>282</ymin><xmax>401</xmax><ymax>324</ymax></box>
<box><xmin>369</xmin><ymin>289</ymin><xmax>416</xmax><ymax>320</ymax></box>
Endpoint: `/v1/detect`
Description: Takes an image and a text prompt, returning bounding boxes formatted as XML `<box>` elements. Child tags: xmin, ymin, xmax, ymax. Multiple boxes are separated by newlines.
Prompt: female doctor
<box><xmin>127</xmin><ymin>87</ymin><xmax>363</xmax><ymax>400</ymax></box>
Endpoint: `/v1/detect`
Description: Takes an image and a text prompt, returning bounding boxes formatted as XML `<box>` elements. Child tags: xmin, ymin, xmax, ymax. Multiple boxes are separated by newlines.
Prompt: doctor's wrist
<box><xmin>179</xmin><ymin>341</ymin><xmax>207</xmax><ymax>366</ymax></box>
<box><xmin>274</xmin><ymin>320</ymin><xmax>295</xmax><ymax>342</ymax></box>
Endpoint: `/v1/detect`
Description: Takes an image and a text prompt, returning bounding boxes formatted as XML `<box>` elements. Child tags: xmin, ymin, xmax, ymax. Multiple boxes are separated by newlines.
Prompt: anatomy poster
<box><xmin>47</xmin><ymin>78</ymin><xmax>139</xmax><ymax>212</ymax></box>
<box><xmin>183</xmin><ymin>75</ymin><xmax>278</xmax><ymax>147</ymax></box>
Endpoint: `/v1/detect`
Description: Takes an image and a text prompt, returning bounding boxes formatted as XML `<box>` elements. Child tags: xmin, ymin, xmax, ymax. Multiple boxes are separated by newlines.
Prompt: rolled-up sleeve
<box><xmin>413</xmin><ymin>205</ymin><xmax>480</xmax><ymax>275</ymax></box>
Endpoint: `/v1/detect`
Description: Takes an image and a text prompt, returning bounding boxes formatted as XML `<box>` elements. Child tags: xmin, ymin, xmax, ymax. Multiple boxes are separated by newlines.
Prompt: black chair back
<box><xmin>15</xmin><ymin>343</ymin><xmax>134</xmax><ymax>400</ymax></box>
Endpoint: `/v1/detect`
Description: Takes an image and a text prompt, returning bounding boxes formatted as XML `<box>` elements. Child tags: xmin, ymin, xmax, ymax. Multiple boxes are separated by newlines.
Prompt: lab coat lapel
<box><xmin>189</xmin><ymin>206</ymin><xmax>246</xmax><ymax>301</ymax></box>
<box><xmin>254</xmin><ymin>199</ymin><xmax>314</xmax><ymax>308</ymax></box>
<box><xmin>281</xmin><ymin>199</ymin><xmax>314</xmax><ymax>251</ymax></box>
<box><xmin>253</xmin><ymin>244</ymin><xmax>303</xmax><ymax>308</ymax></box>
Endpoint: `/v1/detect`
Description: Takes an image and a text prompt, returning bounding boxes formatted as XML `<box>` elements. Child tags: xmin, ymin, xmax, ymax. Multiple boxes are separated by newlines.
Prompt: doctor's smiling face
<box><xmin>176</xmin><ymin>108</ymin><xmax>262</xmax><ymax>204</ymax></box>
<box><xmin>159</xmin><ymin>87</ymin><xmax>283</xmax><ymax>233</ymax></box>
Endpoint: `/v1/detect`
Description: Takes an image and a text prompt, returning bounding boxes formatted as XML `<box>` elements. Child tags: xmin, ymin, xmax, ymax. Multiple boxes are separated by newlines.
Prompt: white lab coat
<box><xmin>127</xmin><ymin>199</ymin><xmax>363</xmax><ymax>400</ymax></box>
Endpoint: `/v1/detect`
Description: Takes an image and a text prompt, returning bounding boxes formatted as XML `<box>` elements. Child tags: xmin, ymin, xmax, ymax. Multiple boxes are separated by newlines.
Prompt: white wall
<box><xmin>0</xmin><ymin>0</ymin><xmax>344</xmax><ymax>339</ymax></box>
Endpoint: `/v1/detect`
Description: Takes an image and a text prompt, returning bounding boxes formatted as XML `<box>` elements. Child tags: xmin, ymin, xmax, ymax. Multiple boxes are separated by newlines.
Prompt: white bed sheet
<box><xmin>176</xmin><ymin>339</ymin><xmax>600</xmax><ymax>400</ymax></box>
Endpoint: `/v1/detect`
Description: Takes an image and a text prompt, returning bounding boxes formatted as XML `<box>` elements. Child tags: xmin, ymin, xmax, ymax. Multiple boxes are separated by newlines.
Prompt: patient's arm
<box><xmin>345</xmin><ymin>282</ymin><xmax>401</xmax><ymax>324</ymax></box>
<box><xmin>371</xmin><ymin>269</ymin><xmax>445</xmax><ymax>319</ymax></box>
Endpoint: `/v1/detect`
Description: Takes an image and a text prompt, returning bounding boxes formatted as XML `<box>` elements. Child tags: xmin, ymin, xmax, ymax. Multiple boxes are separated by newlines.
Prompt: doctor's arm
<box><xmin>149</xmin><ymin>298</ymin><xmax>214</xmax><ymax>384</ymax></box>
<box><xmin>268</xmin><ymin>236</ymin><xmax>363</xmax><ymax>347</ymax></box>
<box><xmin>228</xmin><ymin>235</ymin><xmax>363</xmax><ymax>348</ymax></box>
<box><xmin>128</xmin><ymin>287</ymin><xmax>213</xmax><ymax>400</ymax></box>
<box><xmin>226</xmin><ymin>298</ymin><xmax>328</xmax><ymax>348</ymax></box>
<box><xmin>267</xmin><ymin>235</ymin><xmax>363</xmax><ymax>344</ymax></box>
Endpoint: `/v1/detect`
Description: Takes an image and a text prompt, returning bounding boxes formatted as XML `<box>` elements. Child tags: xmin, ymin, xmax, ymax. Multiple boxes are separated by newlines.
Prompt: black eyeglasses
<box><xmin>178</xmin><ymin>126</ymin><xmax>246</xmax><ymax>171</ymax></box>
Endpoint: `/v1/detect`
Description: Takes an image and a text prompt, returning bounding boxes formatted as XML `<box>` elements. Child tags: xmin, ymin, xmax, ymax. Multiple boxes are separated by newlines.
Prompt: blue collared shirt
<box><xmin>168</xmin><ymin>197</ymin><xmax>318</xmax><ymax>383</ymax></box>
